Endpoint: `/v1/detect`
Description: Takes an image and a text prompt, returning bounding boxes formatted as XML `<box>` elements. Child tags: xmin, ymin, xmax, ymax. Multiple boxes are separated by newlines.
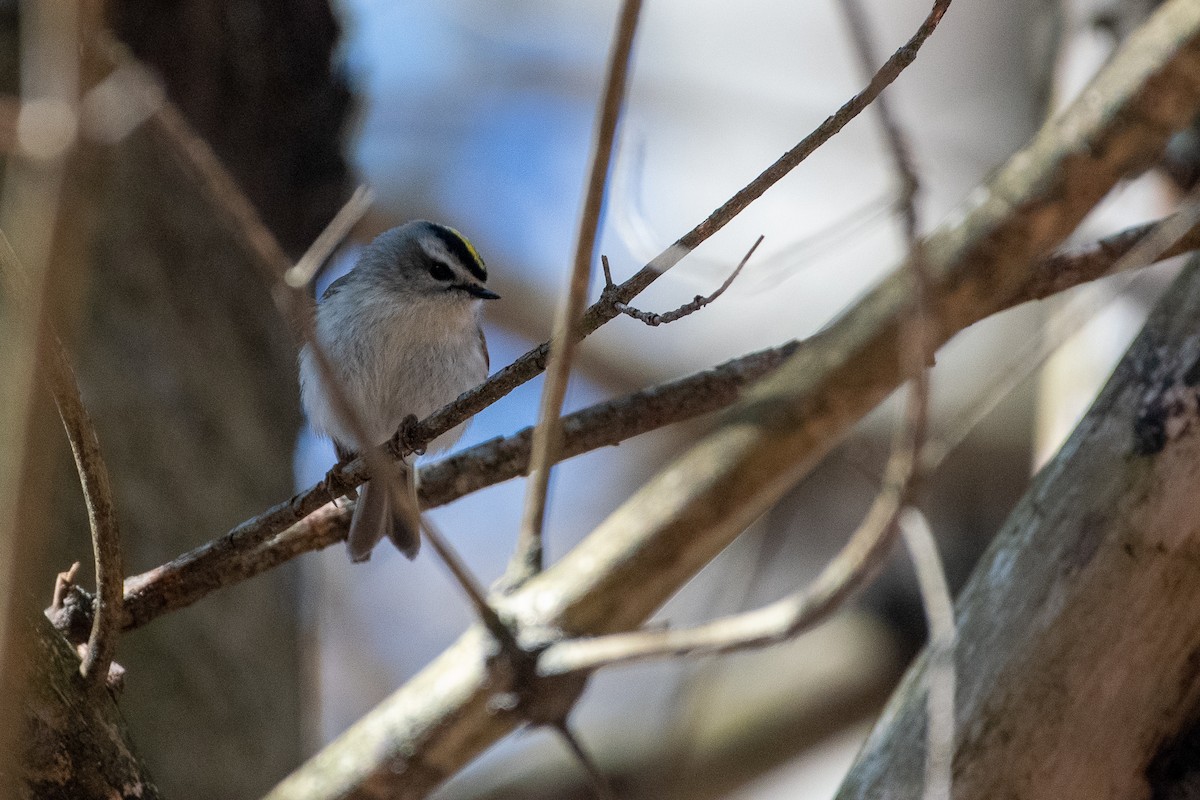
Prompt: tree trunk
<box><xmin>15</xmin><ymin>612</ymin><xmax>160</xmax><ymax>800</ymax></box>
<box><xmin>835</xmin><ymin>256</ymin><xmax>1200</xmax><ymax>799</ymax></box>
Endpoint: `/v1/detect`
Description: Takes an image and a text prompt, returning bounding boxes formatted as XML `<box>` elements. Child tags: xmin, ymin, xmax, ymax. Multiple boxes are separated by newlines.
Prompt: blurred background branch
<box><xmin>511</xmin><ymin>0</ymin><xmax>644</xmax><ymax>588</ymax></box>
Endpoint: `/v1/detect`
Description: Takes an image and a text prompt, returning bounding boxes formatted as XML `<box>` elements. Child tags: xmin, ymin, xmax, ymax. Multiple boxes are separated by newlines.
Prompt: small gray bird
<box><xmin>299</xmin><ymin>221</ymin><xmax>498</xmax><ymax>561</ymax></box>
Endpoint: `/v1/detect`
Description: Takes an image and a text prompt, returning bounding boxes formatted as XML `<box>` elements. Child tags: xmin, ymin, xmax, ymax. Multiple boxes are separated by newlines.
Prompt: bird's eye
<box><xmin>429</xmin><ymin>262</ymin><xmax>453</xmax><ymax>282</ymax></box>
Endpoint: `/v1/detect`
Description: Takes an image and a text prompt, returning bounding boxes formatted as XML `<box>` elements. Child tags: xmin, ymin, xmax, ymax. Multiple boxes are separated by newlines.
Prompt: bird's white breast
<box><xmin>300</xmin><ymin>286</ymin><xmax>487</xmax><ymax>453</ymax></box>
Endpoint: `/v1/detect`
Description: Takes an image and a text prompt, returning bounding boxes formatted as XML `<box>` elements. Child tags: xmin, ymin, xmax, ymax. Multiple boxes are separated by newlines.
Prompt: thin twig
<box><xmin>838</xmin><ymin>0</ymin><xmax>935</xmax><ymax>453</ymax></box>
<box><xmin>510</xmin><ymin>0</ymin><xmax>644</xmax><ymax>588</ymax></box>
<box><xmin>553</xmin><ymin>720</ymin><xmax>616</xmax><ymax>800</ymax></box>
<box><xmin>600</xmin><ymin>254</ymin><xmax>614</xmax><ymax>287</ymax></box>
<box><xmin>899</xmin><ymin>508</ymin><xmax>956</xmax><ymax>800</ymax></box>
<box><xmin>49</xmin><ymin>562</ymin><xmax>81</xmax><ymax>614</ymax></box>
<box><xmin>1027</xmin><ymin>210</ymin><xmax>1200</xmax><ymax>299</ymax></box>
<box><xmin>1102</xmin><ymin>183</ymin><xmax>1200</xmax><ymax>278</ymax></box>
<box><xmin>839</xmin><ymin>0</ymin><xmax>921</xmax><ymax>239</ymax></box>
<box><xmin>614</xmin><ymin>236</ymin><xmax>763</xmax><ymax>326</ymax></box>
<box><xmin>101</xmin><ymin>211</ymin><xmax>1200</xmax><ymax>636</ymax></box>
<box><xmin>44</xmin><ymin>334</ymin><xmax>125</xmax><ymax>688</ymax></box>
<box><xmin>284</xmin><ymin>184</ymin><xmax>374</xmax><ymax>289</ymax></box>
<box><xmin>844</xmin><ymin>0</ymin><xmax>935</xmax><ymax>610</ymax></box>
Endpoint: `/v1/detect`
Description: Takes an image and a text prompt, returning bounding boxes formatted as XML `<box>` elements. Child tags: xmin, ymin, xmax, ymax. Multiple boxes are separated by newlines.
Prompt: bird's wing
<box><xmin>319</xmin><ymin>272</ymin><xmax>353</xmax><ymax>303</ymax></box>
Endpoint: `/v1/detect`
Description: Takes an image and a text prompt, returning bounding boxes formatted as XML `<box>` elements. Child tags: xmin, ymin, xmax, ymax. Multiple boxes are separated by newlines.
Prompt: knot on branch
<box><xmin>597</xmin><ymin>279</ymin><xmax>624</xmax><ymax>309</ymax></box>
<box><xmin>484</xmin><ymin>635</ymin><xmax>591</xmax><ymax>728</ymax></box>
<box><xmin>45</xmin><ymin>565</ymin><xmax>94</xmax><ymax>646</ymax></box>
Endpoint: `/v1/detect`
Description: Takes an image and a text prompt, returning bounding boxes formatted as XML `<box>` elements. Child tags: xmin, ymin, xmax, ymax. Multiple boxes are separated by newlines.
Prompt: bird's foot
<box><xmin>390</xmin><ymin>414</ymin><xmax>426</xmax><ymax>457</ymax></box>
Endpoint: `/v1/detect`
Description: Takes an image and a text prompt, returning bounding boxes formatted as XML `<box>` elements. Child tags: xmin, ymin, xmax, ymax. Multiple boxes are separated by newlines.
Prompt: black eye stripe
<box><xmin>429</xmin><ymin>262</ymin><xmax>453</xmax><ymax>281</ymax></box>
<box><xmin>428</xmin><ymin>224</ymin><xmax>487</xmax><ymax>283</ymax></box>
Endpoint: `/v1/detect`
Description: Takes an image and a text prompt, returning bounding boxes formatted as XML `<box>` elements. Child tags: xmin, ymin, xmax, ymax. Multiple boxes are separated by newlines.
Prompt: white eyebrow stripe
<box><xmin>418</xmin><ymin>236</ymin><xmax>455</xmax><ymax>266</ymax></box>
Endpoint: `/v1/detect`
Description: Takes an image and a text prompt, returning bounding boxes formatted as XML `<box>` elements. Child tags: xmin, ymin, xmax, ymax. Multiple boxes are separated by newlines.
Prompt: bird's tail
<box><xmin>386</xmin><ymin>461</ymin><xmax>422</xmax><ymax>559</ymax></box>
<box><xmin>346</xmin><ymin>463</ymin><xmax>421</xmax><ymax>562</ymax></box>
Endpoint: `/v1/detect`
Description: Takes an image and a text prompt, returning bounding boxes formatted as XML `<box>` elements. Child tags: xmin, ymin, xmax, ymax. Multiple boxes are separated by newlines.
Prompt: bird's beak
<box><xmin>463</xmin><ymin>284</ymin><xmax>501</xmax><ymax>300</ymax></box>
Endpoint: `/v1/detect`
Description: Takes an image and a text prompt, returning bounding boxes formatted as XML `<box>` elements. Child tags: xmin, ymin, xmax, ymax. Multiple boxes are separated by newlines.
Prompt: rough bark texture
<box><xmin>835</xmin><ymin>256</ymin><xmax>1200</xmax><ymax>799</ymax></box>
<box><xmin>16</xmin><ymin>613</ymin><xmax>160</xmax><ymax>800</ymax></box>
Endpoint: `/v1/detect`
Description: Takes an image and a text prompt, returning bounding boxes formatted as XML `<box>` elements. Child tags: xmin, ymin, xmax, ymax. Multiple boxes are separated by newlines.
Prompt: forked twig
<box><xmin>509</xmin><ymin>0</ymin><xmax>644</xmax><ymax>589</ymax></box>
<box><xmin>611</xmin><ymin>236</ymin><xmax>763</xmax><ymax>326</ymax></box>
